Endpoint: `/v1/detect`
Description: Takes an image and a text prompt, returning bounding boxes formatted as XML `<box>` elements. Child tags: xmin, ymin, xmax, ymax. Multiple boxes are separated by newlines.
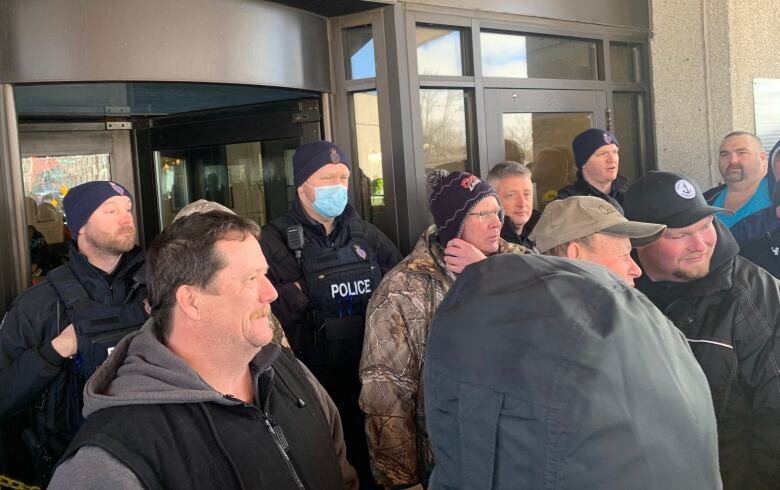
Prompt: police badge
<box><xmin>354</xmin><ymin>244</ymin><xmax>367</xmax><ymax>260</ymax></box>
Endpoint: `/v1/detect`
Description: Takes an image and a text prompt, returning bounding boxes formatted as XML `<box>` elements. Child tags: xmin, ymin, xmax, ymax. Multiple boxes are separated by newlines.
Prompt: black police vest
<box><xmin>47</xmin><ymin>265</ymin><xmax>148</xmax><ymax>377</ymax></box>
<box><xmin>58</xmin><ymin>349</ymin><xmax>346</xmax><ymax>490</ymax></box>
<box><xmin>271</xmin><ymin>216</ymin><xmax>382</xmax><ymax>369</ymax></box>
<box><xmin>24</xmin><ymin>263</ymin><xmax>148</xmax><ymax>485</ymax></box>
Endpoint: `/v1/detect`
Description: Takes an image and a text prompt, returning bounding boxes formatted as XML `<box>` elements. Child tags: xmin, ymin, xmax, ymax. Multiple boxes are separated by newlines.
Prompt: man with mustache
<box><xmin>556</xmin><ymin>128</ymin><xmax>627</xmax><ymax>211</ymax></box>
<box><xmin>49</xmin><ymin>211</ymin><xmax>357</xmax><ymax>489</ymax></box>
<box><xmin>704</xmin><ymin>131</ymin><xmax>771</xmax><ymax>229</ymax></box>
<box><xmin>0</xmin><ymin>181</ymin><xmax>148</xmax><ymax>486</ymax></box>
<box><xmin>625</xmin><ymin>171</ymin><xmax>780</xmax><ymax>489</ymax></box>
<box><xmin>359</xmin><ymin>170</ymin><xmax>529</xmax><ymax>488</ymax></box>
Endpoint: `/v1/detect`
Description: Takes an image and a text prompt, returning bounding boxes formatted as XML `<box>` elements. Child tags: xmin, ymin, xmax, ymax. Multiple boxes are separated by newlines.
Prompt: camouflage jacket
<box><xmin>359</xmin><ymin>225</ymin><xmax>528</xmax><ymax>487</ymax></box>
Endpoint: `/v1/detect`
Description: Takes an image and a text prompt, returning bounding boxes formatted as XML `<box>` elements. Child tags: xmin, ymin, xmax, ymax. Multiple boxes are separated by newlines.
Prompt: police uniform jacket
<box><xmin>0</xmin><ymin>243</ymin><xmax>145</xmax><ymax>421</ymax></box>
<box><xmin>636</xmin><ymin>220</ymin><xmax>780</xmax><ymax>489</ymax></box>
<box><xmin>260</xmin><ymin>201</ymin><xmax>401</xmax><ymax>350</ymax></box>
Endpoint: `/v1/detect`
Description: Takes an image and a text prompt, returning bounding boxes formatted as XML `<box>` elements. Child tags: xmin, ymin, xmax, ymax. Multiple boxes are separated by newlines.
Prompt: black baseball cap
<box><xmin>623</xmin><ymin>171</ymin><xmax>732</xmax><ymax>228</ymax></box>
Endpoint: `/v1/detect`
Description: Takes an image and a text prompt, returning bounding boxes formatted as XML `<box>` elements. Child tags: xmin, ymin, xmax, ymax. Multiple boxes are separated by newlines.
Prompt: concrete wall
<box><xmin>651</xmin><ymin>0</ymin><xmax>780</xmax><ymax>188</ymax></box>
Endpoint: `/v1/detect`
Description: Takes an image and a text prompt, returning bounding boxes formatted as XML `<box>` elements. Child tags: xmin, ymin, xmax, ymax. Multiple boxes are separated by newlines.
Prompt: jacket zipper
<box><xmin>259</xmin><ymin>374</ymin><xmax>305</xmax><ymax>490</ymax></box>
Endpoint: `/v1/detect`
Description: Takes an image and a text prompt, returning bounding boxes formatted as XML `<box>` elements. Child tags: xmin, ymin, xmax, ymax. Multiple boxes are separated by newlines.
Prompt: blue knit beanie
<box><xmin>572</xmin><ymin>128</ymin><xmax>619</xmax><ymax>168</ymax></box>
<box><xmin>63</xmin><ymin>181</ymin><xmax>133</xmax><ymax>235</ymax></box>
<box><xmin>292</xmin><ymin>141</ymin><xmax>350</xmax><ymax>188</ymax></box>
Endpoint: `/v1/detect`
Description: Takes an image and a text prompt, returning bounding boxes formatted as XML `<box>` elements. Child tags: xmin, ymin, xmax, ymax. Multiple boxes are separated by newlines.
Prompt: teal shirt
<box><xmin>712</xmin><ymin>178</ymin><xmax>772</xmax><ymax>228</ymax></box>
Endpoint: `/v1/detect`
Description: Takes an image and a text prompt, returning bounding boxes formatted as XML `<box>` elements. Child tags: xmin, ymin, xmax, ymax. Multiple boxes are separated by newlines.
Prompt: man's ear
<box><xmin>175</xmin><ymin>285</ymin><xmax>202</xmax><ymax>321</ymax></box>
<box><xmin>565</xmin><ymin>241</ymin><xmax>582</xmax><ymax>259</ymax></box>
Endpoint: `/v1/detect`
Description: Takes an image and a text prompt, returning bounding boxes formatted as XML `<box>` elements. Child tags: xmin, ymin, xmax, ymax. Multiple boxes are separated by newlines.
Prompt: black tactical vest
<box><xmin>271</xmin><ymin>216</ymin><xmax>382</xmax><ymax>370</ymax></box>
<box><xmin>58</xmin><ymin>348</ymin><xmax>346</xmax><ymax>490</ymax></box>
<box><xmin>25</xmin><ymin>263</ymin><xmax>147</xmax><ymax>484</ymax></box>
<box><xmin>47</xmin><ymin>265</ymin><xmax>148</xmax><ymax>377</ymax></box>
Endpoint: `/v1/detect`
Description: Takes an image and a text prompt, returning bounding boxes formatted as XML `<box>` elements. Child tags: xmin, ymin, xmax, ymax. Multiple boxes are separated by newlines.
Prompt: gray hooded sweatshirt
<box><xmin>49</xmin><ymin>320</ymin><xmax>358</xmax><ymax>489</ymax></box>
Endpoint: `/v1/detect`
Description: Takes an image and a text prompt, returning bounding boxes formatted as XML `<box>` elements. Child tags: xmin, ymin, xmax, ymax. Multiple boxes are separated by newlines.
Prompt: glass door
<box><xmin>135</xmin><ymin>98</ymin><xmax>321</xmax><ymax>243</ymax></box>
<box><xmin>483</xmin><ymin>89</ymin><xmax>607</xmax><ymax>209</ymax></box>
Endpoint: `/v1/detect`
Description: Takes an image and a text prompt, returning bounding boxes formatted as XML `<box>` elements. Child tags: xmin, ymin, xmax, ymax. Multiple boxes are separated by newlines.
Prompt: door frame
<box><xmin>481</xmin><ymin>88</ymin><xmax>608</xmax><ymax>177</ymax></box>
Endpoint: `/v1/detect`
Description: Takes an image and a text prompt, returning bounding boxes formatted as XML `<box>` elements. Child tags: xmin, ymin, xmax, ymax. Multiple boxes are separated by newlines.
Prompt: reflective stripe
<box><xmin>686</xmin><ymin>338</ymin><xmax>734</xmax><ymax>350</ymax></box>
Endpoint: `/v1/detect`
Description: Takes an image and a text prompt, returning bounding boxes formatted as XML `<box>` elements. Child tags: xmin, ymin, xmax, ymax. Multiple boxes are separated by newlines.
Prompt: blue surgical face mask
<box><xmin>306</xmin><ymin>183</ymin><xmax>348</xmax><ymax>218</ymax></box>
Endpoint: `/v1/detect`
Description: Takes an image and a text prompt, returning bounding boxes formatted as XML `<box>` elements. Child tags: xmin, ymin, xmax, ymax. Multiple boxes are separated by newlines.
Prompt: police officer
<box><xmin>261</xmin><ymin>140</ymin><xmax>402</xmax><ymax>488</ymax></box>
<box><xmin>0</xmin><ymin>181</ymin><xmax>148</xmax><ymax>486</ymax></box>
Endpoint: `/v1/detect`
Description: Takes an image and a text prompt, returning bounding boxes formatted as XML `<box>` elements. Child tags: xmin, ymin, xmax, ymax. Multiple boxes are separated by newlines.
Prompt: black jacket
<box><xmin>0</xmin><ymin>243</ymin><xmax>145</xmax><ymax>419</ymax></box>
<box><xmin>556</xmin><ymin>172</ymin><xmax>627</xmax><ymax>213</ymax></box>
<box><xmin>499</xmin><ymin>209</ymin><xmax>539</xmax><ymax>251</ymax></box>
<box><xmin>260</xmin><ymin>201</ymin><xmax>401</xmax><ymax>349</ymax></box>
<box><xmin>0</xmin><ymin>243</ymin><xmax>146</xmax><ymax>483</ymax></box>
<box><xmin>739</xmin><ymin>226</ymin><xmax>780</xmax><ymax>278</ymax></box>
<box><xmin>636</xmin><ymin>221</ymin><xmax>780</xmax><ymax>489</ymax></box>
<box><xmin>424</xmin><ymin>255</ymin><xmax>721</xmax><ymax>489</ymax></box>
<box><xmin>56</xmin><ymin>338</ymin><xmax>346</xmax><ymax>490</ymax></box>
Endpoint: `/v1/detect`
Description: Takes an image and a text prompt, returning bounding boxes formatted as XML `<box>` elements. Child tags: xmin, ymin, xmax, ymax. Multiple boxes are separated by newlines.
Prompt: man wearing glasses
<box><xmin>359</xmin><ymin>169</ymin><xmax>529</xmax><ymax>489</ymax></box>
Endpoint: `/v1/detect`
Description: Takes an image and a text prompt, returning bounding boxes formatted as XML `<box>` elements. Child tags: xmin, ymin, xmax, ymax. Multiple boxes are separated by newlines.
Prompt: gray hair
<box><xmin>486</xmin><ymin>161</ymin><xmax>532</xmax><ymax>187</ymax></box>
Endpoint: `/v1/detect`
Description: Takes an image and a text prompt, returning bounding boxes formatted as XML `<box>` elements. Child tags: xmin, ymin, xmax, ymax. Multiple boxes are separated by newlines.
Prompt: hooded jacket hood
<box><xmin>423</xmin><ymin>254</ymin><xmax>721</xmax><ymax>490</ymax></box>
<box><xmin>83</xmin><ymin>319</ymin><xmax>280</xmax><ymax>417</ymax></box>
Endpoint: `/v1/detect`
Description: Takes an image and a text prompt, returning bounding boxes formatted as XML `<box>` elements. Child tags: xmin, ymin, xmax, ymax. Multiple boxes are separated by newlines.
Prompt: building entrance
<box><xmin>134</xmin><ymin>98</ymin><xmax>322</xmax><ymax>244</ymax></box>
<box><xmin>484</xmin><ymin>88</ymin><xmax>607</xmax><ymax>209</ymax></box>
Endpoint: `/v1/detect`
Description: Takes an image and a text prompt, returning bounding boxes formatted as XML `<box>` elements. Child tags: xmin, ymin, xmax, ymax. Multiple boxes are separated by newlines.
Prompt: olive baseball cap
<box><xmin>623</xmin><ymin>171</ymin><xmax>731</xmax><ymax>228</ymax></box>
<box><xmin>530</xmin><ymin>196</ymin><xmax>666</xmax><ymax>253</ymax></box>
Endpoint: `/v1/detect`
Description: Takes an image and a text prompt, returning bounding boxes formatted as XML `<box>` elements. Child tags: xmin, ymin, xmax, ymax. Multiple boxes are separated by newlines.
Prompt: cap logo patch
<box><xmin>598</xmin><ymin>203</ymin><xmax>616</xmax><ymax>215</ymax></box>
<box><xmin>460</xmin><ymin>175</ymin><xmax>480</xmax><ymax>191</ymax></box>
<box><xmin>674</xmin><ymin>179</ymin><xmax>696</xmax><ymax>199</ymax></box>
<box><xmin>109</xmin><ymin>182</ymin><xmax>125</xmax><ymax>195</ymax></box>
<box><xmin>603</xmin><ymin>133</ymin><xmax>613</xmax><ymax>144</ymax></box>
<box><xmin>330</xmin><ymin>148</ymin><xmax>340</xmax><ymax>163</ymax></box>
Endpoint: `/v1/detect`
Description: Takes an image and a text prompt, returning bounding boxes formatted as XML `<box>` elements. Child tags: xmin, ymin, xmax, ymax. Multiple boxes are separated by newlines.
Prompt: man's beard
<box><xmin>85</xmin><ymin>225</ymin><xmax>136</xmax><ymax>255</ymax></box>
<box><xmin>723</xmin><ymin>166</ymin><xmax>744</xmax><ymax>183</ymax></box>
<box><xmin>672</xmin><ymin>260</ymin><xmax>710</xmax><ymax>281</ymax></box>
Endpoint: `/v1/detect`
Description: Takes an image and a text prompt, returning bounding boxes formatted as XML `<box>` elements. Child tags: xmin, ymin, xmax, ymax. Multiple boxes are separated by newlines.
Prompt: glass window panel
<box><xmin>155</xmin><ymin>139</ymin><xmax>299</xmax><ymax>229</ymax></box>
<box><xmin>416</xmin><ymin>26</ymin><xmax>465</xmax><ymax>76</ymax></box>
<box><xmin>350</xmin><ymin>91</ymin><xmax>388</xmax><ymax>232</ymax></box>
<box><xmin>21</xmin><ymin>154</ymin><xmax>111</xmax><ymax>281</ymax></box>
<box><xmin>420</xmin><ymin>89</ymin><xmax>469</xmax><ymax>172</ymax></box>
<box><xmin>502</xmin><ymin>112</ymin><xmax>592</xmax><ymax>209</ymax></box>
<box><xmin>610</xmin><ymin>43</ymin><xmax>642</xmax><ymax>82</ymax></box>
<box><xmin>344</xmin><ymin>25</ymin><xmax>375</xmax><ymax>80</ymax></box>
<box><xmin>481</xmin><ymin>31</ymin><xmax>598</xmax><ymax>80</ymax></box>
<box><xmin>753</xmin><ymin>78</ymin><xmax>780</xmax><ymax>152</ymax></box>
<box><xmin>613</xmin><ymin>93</ymin><xmax>644</xmax><ymax>183</ymax></box>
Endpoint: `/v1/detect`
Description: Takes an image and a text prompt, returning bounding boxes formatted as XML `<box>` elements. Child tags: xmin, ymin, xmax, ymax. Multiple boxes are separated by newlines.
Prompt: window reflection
<box><xmin>502</xmin><ymin>112</ymin><xmax>591</xmax><ymax>209</ymax></box>
<box><xmin>21</xmin><ymin>154</ymin><xmax>111</xmax><ymax>281</ymax></box>
<box><xmin>350</xmin><ymin>91</ymin><xmax>386</xmax><ymax>230</ymax></box>
<box><xmin>611</xmin><ymin>43</ymin><xmax>641</xmax><ymax>82</ymax></box>
<box><xmin>420</xmin><ymin>89</ymin><xmax>469</xmax><ymax>172</ymax></box>
<box><xmin>155</xmin><ymin>139</ymin><xmax>299</xmax><ymax>229</ymax></box>
<box><xmin>416</xmin><ymin>26</ymin><xmax>465</xmax><ymax>76</ymax></box>
<box><xmin>481</xmin><ymin>31</ymin><xmax>598</xmax><ymax>80</ymax></box>
<box><xmin>345</xmin><ymin>26</ymin><xmax>375</xmax><ymax>80</ymax></box>
<box><xmin>613</xmin><ymin>93</ymin><xmax>643</xmax><ymax>183</ymax></box>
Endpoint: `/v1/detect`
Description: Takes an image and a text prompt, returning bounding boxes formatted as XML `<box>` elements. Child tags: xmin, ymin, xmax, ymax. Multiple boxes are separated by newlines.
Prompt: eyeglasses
<box><xmin>466</xmin><ymin>209</ymin><xmax>505</xmax><ymax>223</ymax></box>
